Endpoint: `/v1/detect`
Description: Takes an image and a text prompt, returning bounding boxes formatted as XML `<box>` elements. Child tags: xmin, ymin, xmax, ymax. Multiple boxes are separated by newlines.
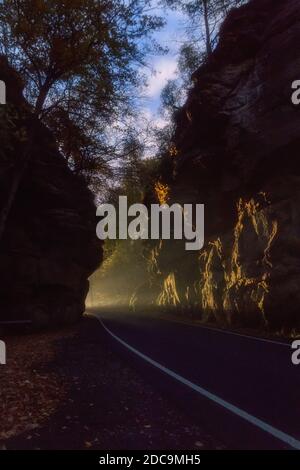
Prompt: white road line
<box><xmin>160</xmin><ymin>317</ymin><xmax>290</xmax><ymax>347</ymax></box>
<box><xmin>91</xmin><ymin>314</ymin><xmax>300</xmax><ymax>450</ymax></box>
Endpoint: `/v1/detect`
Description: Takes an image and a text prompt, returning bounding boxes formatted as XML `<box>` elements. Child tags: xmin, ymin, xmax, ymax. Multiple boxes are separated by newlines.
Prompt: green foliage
<box><xmin>0</xmin><ymin>0</ymin><xmax>165</xmax><ymax>188</ymax></box>
<box><xmin>160</xmin><ymin>79</ymin><xmax>182</xmax><ymax>115</ymax></box>
<box><xmin>177</xmin><ymin>43</ymin><xmax>204</xmax><ymax>82</ymax></box>
<box><xmin>89</xmin><ymin>143</ymin><xmax>160</xmax><ymax>306</ymax></box>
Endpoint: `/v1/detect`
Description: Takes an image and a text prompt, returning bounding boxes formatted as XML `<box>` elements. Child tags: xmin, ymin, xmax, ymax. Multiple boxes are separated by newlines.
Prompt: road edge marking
<box><xmin>158</xmin><ymin>316</ymin><xmax>290</xmax><ymax>347</ymax></box>
<box><xmin>90</xmin><ymin>314</ymin><xmax>300</xmax><ymax>450</ymax></box>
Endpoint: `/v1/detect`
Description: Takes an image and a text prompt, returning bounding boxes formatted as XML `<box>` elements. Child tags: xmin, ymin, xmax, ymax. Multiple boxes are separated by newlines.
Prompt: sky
<box><xmin>107</xmin><ymin>6</ymin><xmax>189</xmax><ymax>164</ymax></box>
<box><xmin>140</xmin><ymin>6</ymin><xmax>187</xmax><ymax>128</ymax></box>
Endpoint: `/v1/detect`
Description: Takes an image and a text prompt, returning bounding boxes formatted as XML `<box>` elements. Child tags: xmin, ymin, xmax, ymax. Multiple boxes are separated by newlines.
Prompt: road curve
<box><xmin>87</xmin><ymin>308</ymin><xmax>300</xmax><ymax>450</ymax></box>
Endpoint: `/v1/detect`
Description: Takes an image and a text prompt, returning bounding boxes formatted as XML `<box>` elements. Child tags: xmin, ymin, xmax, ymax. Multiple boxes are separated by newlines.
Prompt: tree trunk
<box><xmin>34</xmin><ymin>80</ymin><xmax>51</xmax><ymax>116</ymax></box>
<box><xmin>202</xmin><ymin>0</ymin><xmax>213</xmax><ymax>57</ymax></box>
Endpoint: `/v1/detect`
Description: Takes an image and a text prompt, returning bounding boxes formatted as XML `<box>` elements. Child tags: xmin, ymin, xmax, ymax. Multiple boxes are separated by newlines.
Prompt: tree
<box><xmin>163</xmin><ymin>0</ymin><xmax>246</xmax><ymax>57</ymax></box>
<box><xmin>159</xmin><ymin>0</ymin><xmax>247</xmax><ymax>121</ymax></box>
<box><xmin>0</xmin><ymin>0</ymin><xmax>165</xmax><ymax>241</ymax></box>
<box><xmin>160</xmin><ymin>79</ymin><xmax>182</xmax><ymax>115</ymax></box>
<box><xmin>160</xmin><ymin>43</ymin><xmax>202</xmax><ymax>119</ymax></box>
<box><xmin>0</xmin><ymin>0</ymin><xmax>164</xmax><ymax>117</ymax></box>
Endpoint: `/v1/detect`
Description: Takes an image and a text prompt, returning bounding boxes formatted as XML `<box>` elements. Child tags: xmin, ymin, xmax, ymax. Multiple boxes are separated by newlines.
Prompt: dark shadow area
<box><xmin>3</xmin><ymin>317</ymin><xmax>219</xmax><ymax>450</ymax></box>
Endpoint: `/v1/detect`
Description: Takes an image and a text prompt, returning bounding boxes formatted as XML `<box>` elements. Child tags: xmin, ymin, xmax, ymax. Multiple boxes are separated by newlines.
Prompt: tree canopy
<box><xmin>0</xmin><ymin>0</ymin><xmax>165</xmax><ymax>186</ymax></box>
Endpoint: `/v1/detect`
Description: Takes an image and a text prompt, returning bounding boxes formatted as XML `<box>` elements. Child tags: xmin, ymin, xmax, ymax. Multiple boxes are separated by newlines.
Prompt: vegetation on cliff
<box><xmin>90</xmin><ymin>0</ymin><xmax>300</xmax><ymax>337</ymax></box>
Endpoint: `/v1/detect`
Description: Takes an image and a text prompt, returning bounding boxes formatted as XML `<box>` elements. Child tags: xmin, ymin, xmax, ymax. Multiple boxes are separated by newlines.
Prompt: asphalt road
<box><xmin>87</xmin><ymin>308</ymin><xmax>300</xmax><ymax>450</ymax></box>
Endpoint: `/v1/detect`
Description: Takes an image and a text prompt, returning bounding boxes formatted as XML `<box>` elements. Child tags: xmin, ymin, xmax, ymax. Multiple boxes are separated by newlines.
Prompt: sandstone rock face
<box><xmin>148</xmin><ymin>0</ymin><xmax>300</xmax><ymax>333</ymax></box>
<box><xmin>0</xmin><ymin>58</ymin><xmax>102</xmax><ymax>326</ymax></box>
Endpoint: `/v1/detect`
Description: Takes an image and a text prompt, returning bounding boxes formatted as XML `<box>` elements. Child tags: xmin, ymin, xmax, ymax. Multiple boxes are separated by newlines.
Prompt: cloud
<box><xmin>145</xmin><ymin>57</ymin><xmax>178</xmax><ymax>99</ymax></box>
<box><xmin>139</xmin><ymin>107</ymin><xmax>168</xmax><ymax>129</ymax></box>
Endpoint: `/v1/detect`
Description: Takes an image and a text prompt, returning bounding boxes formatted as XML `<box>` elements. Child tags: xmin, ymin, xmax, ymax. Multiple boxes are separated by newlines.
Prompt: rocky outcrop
<box><xmin>144</xmin><ymin>0</ymin><xmax>300</xmax><ymax>334</ymax></box>
<box><xmin>0</xmin><ymin>57</ymin><xmax>102</xmax><ymax>326</ymax></box>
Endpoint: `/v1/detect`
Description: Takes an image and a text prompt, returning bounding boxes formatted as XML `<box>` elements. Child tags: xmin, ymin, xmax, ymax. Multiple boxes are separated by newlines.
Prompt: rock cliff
<box><xmin>144</xmin><ymin>0</ymin><xmax>300</xmax><ymax>334</ymax></box>
<box><xmin>0</xmin><ymin>57</ymin><xmax>102</xmax><ymax>326</ymax></box>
